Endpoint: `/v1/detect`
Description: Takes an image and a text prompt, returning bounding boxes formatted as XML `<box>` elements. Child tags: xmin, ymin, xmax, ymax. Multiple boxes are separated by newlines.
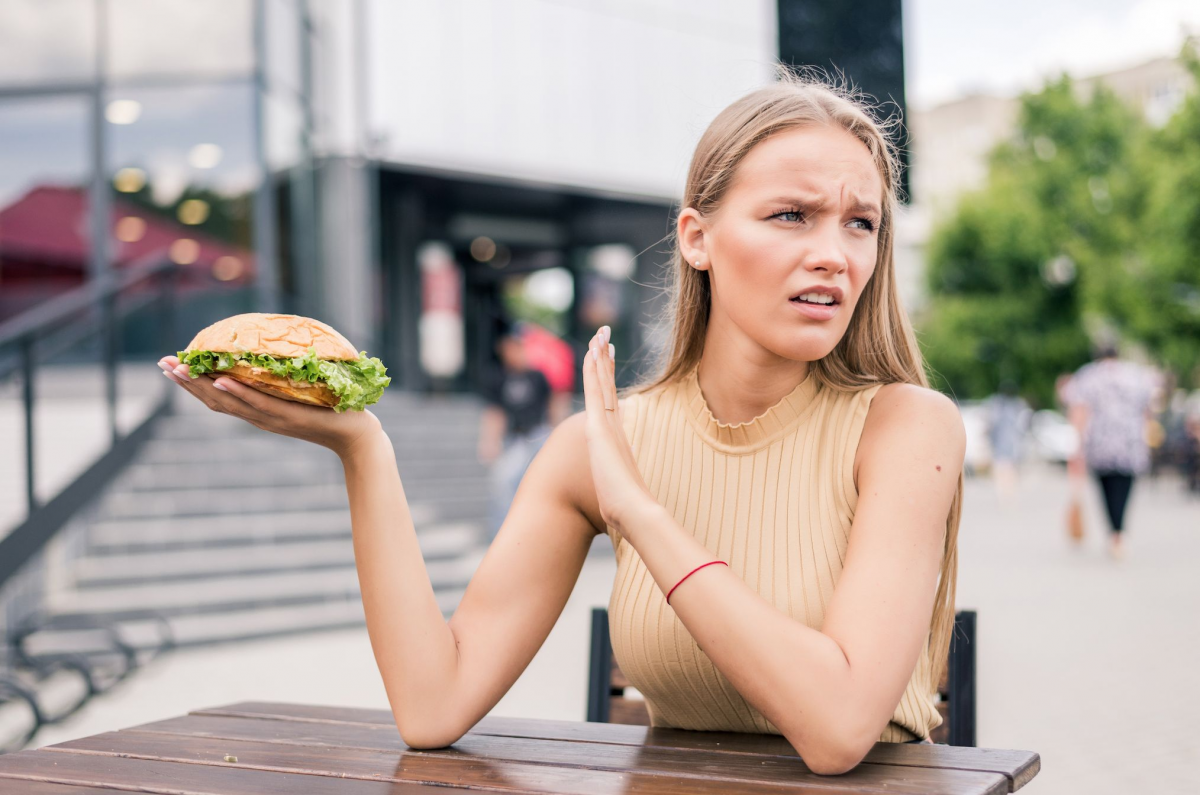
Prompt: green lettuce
<box><xmin>177</xmin><ymin>346</ymin><xmax>391</xmax><ymax>413</ymax></box>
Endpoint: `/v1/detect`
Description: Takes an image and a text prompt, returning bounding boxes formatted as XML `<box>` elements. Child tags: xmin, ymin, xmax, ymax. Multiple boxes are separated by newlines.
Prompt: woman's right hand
<box><xmin>159</xmin><ymin>355</ymin><xmax>383</xmax><ymax>459</ymax></box>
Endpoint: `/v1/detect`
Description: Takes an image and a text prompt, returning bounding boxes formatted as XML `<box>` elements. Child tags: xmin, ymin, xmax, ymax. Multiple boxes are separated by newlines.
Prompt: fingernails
<box><xmin>163</xmin><ymin>371</ymin><xmax>182</xmax><ymax>384</ymax></box>
<box><xmin>600</xmin><ymin>326</ymin><xmax>610</xmax><ymax>344</ymax></box>
<box><xmin>591</xmin><ymin>347</ymin><xmax>598</xmax><ymax>362</ymax></box>
<box><xmin>174</xmin><ymin>366</ymin><xmax>188</xmax><ymax>378</ymax></box>
<box><xmin>158</xmin><ymin>362</ymin><xmax>171</xmax><ymax>372</ymax></box>
<box><xmin>608</xmin><ymin>343</ymin><xmax>615</xmax><ymax>358</ymax></box>
<box><xmin>213</xmin><ymin>380</ymin><xmax>228</xmax><ymax>392</ymax></box>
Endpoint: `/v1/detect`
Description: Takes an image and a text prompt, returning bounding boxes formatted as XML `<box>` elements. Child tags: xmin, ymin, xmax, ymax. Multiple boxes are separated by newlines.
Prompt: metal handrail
<box><xmin>0</xmin><ymin>259</ymin><xmax>180</xmax><ymax>589</ymax></box>
<box><xmin>0</xmin><ymin>259</ymin><xmax>176</xmax><ymax>355</ymax></box>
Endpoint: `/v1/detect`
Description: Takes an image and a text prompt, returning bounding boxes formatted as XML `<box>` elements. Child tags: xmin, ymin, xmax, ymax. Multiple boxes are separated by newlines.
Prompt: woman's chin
<box><xmin>777</xmin><ymin>334</ymin><xmax>840</xmax><ymax>363</ymax></box>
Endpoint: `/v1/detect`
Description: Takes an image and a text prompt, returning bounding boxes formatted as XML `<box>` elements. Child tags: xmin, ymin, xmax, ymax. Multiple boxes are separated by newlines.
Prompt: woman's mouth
<box><xmin>788</xmin><ymin>295</ymin><xmax>839</xmax><ymax>321</ymax></box>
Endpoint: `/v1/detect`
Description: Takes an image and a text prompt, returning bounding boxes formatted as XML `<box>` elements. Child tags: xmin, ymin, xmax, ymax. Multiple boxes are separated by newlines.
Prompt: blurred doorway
<box><xmin>375</xmin><ymin>165</ymin><xmax>672</xmax><ymax>395</ymax></box>
<box><xmin>460</xmin><ymin>243</ymin><xmax>575</xmax><ymax>398</ymax></box>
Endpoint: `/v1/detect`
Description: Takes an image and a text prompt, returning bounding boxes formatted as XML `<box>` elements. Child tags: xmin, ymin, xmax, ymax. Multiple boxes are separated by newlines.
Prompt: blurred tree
<box><xmin>120</xmin><ymin>182</ymin><xmax>253</xmax><ymax>250</ymax></box>
<box><xmin>1123</xmin><ymin>39</ymin><xmax>1200</xmax><ymax>384</ymax></box>
<box><xmin>919</xmin><ymin>68</ymin><xmax>1157</xmax><ymax>406</ymax></box>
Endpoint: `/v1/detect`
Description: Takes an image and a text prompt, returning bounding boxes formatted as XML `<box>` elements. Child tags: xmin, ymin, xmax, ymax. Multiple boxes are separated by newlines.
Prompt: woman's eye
<box><xmin>771</xmin><ymin>210</ymin><xmax>877</xmax><ymax>232</ymax></box>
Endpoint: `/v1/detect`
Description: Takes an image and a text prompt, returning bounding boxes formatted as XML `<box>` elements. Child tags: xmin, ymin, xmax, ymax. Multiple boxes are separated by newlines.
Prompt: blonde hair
<box><xmin>622</xmin><ymin>65</ymin><xmax>963</xmax><ymax>696</ymax></box>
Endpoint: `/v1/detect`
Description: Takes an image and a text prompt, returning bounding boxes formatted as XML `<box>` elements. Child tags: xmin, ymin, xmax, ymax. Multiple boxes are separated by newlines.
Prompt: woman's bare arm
<box><xmin>341</xmin><ymin>411</ymin><xmax>598</xmax><ymax>747</ymax></box>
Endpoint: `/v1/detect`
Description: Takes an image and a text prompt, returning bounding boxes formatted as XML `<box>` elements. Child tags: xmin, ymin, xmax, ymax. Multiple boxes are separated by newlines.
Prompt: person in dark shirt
<box><xmin>478</xmin><ymin>330</ymin><xmax>553</xmax><ymax>542</ymax></box>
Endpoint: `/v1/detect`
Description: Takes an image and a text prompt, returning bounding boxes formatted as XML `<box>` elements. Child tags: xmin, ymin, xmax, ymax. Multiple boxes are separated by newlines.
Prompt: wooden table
<box><xmin>0</xmin><ymin>701</ymin><xmax>1039</xmax><ymax>793</ymax></box>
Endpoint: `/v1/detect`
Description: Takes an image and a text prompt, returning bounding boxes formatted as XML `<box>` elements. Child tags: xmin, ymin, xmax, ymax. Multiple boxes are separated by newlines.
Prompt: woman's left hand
<box><xmin>582</xmin><ymin>326</ymin><xmax>658</xmax><ymax>536</ymax></box>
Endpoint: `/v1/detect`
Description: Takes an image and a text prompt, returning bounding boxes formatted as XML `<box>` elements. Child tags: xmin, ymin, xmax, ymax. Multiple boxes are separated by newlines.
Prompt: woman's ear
<box><xmin>677</xmin><ymin>207</ymin><xmax>709</xmax><ymax>271</ymax></box>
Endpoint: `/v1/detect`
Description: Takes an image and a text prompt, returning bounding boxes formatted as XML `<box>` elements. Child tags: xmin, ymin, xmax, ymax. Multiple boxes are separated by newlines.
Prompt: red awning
<box><xmin>0</xmin><ymin>184</ymin><xmax>254</xmax><ymax>277</ymax></box>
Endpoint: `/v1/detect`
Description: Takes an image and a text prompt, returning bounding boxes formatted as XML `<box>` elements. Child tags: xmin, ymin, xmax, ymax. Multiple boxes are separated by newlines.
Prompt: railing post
<box><xmin>166</xmin><ymin>264</ymin><xmax>178</xmax><ymax>349</ymax></box>
<box><xmin>20</xmin><ymin>334</ymin><xmax>37</xmax><ymax>516</ymax></box>
<box><xmin>157</xmin><ymin>265</ymin><xmax>179</xmax><ymax>408</ymax></box>
<box><xmin>103</xmin><ymin>290</ymin><xmax>119</xmax><ymax>447</ymax></box>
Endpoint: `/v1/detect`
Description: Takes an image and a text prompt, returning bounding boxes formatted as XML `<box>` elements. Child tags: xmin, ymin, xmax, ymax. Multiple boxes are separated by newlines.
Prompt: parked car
<box><xmin>1029</xmin><ymin>409</ymin><xmax>1079</xmax><ymax>465</ymax></box>
<box><xmin>957</xmin><ymin>401</ymin><xmax>993</xmax><ymax>476</ymax></box>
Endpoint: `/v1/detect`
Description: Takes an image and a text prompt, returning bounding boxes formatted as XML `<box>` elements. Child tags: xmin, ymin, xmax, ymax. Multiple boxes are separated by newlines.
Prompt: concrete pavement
<box><xmin>955</xmin><ymin>464</ymin><xmax>1199</xmax><ymax>794</ymax></box>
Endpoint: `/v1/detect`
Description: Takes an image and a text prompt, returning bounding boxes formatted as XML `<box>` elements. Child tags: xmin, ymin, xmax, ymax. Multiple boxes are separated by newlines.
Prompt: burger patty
<box><xmin>218</xmin><ymin>361</ymin><xmax>340</xmax><ymax>408</ymax></box>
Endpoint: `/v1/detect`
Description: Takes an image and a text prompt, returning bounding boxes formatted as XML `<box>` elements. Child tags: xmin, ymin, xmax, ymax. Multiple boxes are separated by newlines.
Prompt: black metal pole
<box><xmin>948</xmin><ymin>610</ymin><xmax>977</xmax><ymax>747</ymax></box>
<box><xmin>104</xmin><ymin>290</ymin><xmax>118</xmax><ymax>446</ymax></box>
<box><xmin>586</xmin><ymin>607</ymin><xmax>613</xmax><ymax>723</ymax></box>
<box><xmin>21</xmin><ymin>334</ymin><xmax>37</xmax><ymax>516</ymax></box>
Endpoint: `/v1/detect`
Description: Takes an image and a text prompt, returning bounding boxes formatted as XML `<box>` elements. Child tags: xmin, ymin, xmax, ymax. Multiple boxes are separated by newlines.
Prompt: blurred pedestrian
<box><xmin>1184</xmin><ymin>387</ymin><xmax>1200</xmax><ymax>493</ymax></box>
<box><xmin>985</xmin><ymin>379</ymin><xmax>1028</xmax><ymax>499</ymax></box>
<box><xmin>1061</xmin><ymin>343</ymin><xmax>1161</xmax><ymax>559</ymax></box>
<box><xmin>478</xmin><ymin>328</ymin><xmax>553</xmax><ymax>543</ymax></box>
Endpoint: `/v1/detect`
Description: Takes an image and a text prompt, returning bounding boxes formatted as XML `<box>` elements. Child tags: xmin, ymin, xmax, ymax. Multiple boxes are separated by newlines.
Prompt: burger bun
<box><xmin>186</xmin><ymin>313</ymin><xmax>357</xmax><ymax>409</ymax></box>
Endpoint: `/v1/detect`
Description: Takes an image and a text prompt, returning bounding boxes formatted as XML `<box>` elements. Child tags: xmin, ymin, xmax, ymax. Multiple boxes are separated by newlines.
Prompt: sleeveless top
<box><xmin>604</xmin><ymin>362</ymin><xmax>942</xmax><ymax>743</ymax></box>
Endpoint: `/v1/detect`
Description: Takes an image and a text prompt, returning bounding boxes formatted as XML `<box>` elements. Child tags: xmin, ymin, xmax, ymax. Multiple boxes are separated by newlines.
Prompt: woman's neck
<box><xmin>695</xmin><ymin>352</ymin><xmax>810</xmax><ymax>426</ymax></box>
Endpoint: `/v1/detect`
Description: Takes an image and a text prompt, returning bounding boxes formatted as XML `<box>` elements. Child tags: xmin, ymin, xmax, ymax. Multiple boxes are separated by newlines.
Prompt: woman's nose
<box><xmin>802</xmin><ymin>222</ymin><xmax>850</xmax><ymax>273</ymax></box>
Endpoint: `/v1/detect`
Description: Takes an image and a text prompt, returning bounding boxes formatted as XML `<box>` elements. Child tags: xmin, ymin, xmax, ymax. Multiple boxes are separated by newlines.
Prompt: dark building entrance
<box><xmin>376</xmin><ymin>164</ymin><xmax>674</xmax><ymax>397</ymax></box>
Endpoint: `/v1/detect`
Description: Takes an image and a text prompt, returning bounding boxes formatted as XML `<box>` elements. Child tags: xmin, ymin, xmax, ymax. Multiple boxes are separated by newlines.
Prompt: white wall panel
<box><xmin>355</xmin><ymin>0</ymin><xmax>778</xmax><ymax>201</ymax></box>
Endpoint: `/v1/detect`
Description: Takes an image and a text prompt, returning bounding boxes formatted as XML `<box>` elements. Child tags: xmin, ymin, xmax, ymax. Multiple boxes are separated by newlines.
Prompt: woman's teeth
<box><xmin>793</xmin><ymin>293</ymin><xmax>835</xmax><ymax>305</ymax></box>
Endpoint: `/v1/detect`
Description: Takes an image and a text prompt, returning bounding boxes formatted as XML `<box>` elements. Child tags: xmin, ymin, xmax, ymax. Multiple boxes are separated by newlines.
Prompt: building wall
<box><xmin>909</xmin><ymin>55</ymin><xmax>1195</xmax><ymax>214</ymax></box>
<box><xmin>312</xmin><ymin>0</ymin><xmax>780</xmax><ymax>202</ymax></box>
<box><xmin>1075</xmin><ymin>56</ymin><xmax>1196</xmax><ymax>128</ymax></box>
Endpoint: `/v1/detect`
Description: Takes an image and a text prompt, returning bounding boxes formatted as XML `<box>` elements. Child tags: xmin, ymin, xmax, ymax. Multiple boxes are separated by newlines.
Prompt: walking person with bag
<box><xmin>1061</xmin><ymin>343</ymin><xmax>1161</xmax><ymax>560</ymax></box>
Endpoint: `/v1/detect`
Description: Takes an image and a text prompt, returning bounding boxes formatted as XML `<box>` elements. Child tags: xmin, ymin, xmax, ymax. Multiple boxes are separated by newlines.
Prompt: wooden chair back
<box><xmin>586</xmin><ymin>607</ymin><xmax>977</xmax><ymax>746</ymax></box>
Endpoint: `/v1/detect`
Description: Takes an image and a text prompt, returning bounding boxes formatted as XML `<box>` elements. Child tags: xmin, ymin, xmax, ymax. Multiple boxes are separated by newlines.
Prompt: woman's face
<box><xmin>680</xmin><ymin>124</ymin><xmax>883</xmax><ymax>363</ymax></box>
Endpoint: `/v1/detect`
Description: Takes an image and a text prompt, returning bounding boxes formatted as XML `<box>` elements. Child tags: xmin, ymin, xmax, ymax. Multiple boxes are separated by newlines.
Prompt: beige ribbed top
<box><xmin>605</xmin><ymin>361</ymin><xmax>941</xmax><ymax>743</ymax></box>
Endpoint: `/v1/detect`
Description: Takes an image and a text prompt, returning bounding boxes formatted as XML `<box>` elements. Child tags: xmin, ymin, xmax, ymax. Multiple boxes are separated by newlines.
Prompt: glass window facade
<box><xmin>106</xmin><ymin>83</ymin><xmax>258</xmax><ymax>290</ymax></box>
<box><xmin>264</xmin><ymin>0</ymin><xmax>303</xmax><ymax>96</ymax></box>
<box><xmin>0</xmin><ymin>0</ymin><xmax>315</xmax><ymax>328</ymax></box>
<box><xmin>0</xmin><ymin>96</ymin><xmax>92</xmax><ymax>319</ymax></box>
<box><xmin>108</xmin><ymin>0</ymin><xmax>255</xmax><ymax>81</ymax></box>
<box><xmin>0</xmin><ymin>0</ymin><xmax>96</xmax><ymax>86</ymax></box>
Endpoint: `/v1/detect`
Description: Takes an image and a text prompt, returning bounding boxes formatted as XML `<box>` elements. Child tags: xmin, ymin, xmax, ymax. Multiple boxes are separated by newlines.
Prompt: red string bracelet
<box><xmin>665</xmin><ymin>560</ymin><xmax>728</xmax><ymax>605</ymax></box>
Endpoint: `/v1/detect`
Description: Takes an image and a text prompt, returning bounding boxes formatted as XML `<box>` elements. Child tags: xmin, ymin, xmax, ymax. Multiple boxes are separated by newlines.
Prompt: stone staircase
<box><xmin>0</xmin><ymin>387</ymin><xmax>509</xmax><ymax>750</ymax></box>
<box><xmin>47</xmin><ymin>389</ymin><xmax>494</xmax><ymax>652</ymax></box>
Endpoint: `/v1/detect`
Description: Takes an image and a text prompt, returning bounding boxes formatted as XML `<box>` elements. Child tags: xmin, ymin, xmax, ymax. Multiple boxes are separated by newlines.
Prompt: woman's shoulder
<box><xmin>853</xmin><ymin>383</ymin><xmax>965</xmax><ymax>483</ymax></box>
<box><xmin>865</xmin><ymin>383</ymin><xmax>962</xmax><ymax>433</ymax></box>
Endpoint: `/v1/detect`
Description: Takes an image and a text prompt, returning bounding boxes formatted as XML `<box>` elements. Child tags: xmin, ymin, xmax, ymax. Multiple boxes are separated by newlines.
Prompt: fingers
<box><xmin>583</xmin><ymin>327</ymin><xmax>617</xmax><ymax>413</ymax></box>
<box><xmin>596</xmin><ymin>333</ymin><xmax>617</xmax><ymax>412</ymax></box>
<box><xmin>204</xmin><ymin>374</ymin><xmax>279</xmax><ymax>414</ymax></box>
<box><xmin>158</xmin><ymin>357</ymin><xmax>266</xmax><ymax>419</ymax></box>
<box><xmin>581</xmin><ymin>332</ymin><xmax>604</xmax><ymax>418</ymax></box>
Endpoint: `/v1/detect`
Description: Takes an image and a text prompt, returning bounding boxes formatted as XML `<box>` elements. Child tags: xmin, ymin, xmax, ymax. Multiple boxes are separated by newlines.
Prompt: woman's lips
<box><xmin>788</xmin><ymin>297</ymin><xmax>839</xmax><ymax>321</ymax></box>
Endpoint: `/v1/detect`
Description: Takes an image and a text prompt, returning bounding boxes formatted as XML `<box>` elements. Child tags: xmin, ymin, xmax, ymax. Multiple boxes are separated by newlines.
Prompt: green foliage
<box><xmin>501</xmin><ymin>278</ymin><xmax>568</xmax><ymax>336</ymax></box>
<box><xmin>1126</xmin><ymin>43</ymin><xmax>1200</xmax><ymax>382</ymax></box>
<box><xmin>919</xmin><ymin>40</ymin><xmax>1200</xmax><ymax>403</ymax></box>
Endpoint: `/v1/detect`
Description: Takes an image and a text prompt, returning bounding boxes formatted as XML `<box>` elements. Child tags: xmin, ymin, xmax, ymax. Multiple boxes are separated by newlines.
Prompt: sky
<box><xmin>905</xmin><ymin>0</ymin><xmax>1200</xmax><ymax>109</ymax></box>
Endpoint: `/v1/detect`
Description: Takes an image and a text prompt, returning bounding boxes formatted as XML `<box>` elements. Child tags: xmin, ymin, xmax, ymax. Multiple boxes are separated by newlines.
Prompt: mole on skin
<box><xmin>936</xmin><ymin>466</ymin><xmax>942</xmax><ymax>472</ymax></box>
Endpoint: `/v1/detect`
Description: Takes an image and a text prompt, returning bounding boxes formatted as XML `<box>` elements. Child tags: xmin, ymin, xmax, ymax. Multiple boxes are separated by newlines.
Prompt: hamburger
<box><xmin>176</xmin><ymin>313</ymin><xmax>391</xmax><ymax>413</ymax></box>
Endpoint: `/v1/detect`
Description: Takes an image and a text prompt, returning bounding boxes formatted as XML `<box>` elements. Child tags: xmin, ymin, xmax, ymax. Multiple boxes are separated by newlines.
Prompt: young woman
<box><xmin>159</xmin><ymin>70</ymin><xmax>965</xmax><ymax>776</ymax></box>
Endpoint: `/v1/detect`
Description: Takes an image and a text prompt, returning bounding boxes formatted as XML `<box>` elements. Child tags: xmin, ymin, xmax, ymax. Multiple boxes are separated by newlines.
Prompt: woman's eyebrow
<box><xmin>763</xmin><ymin>194</ymin><xmax>881</xmax><ymax>216</ymax></box>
